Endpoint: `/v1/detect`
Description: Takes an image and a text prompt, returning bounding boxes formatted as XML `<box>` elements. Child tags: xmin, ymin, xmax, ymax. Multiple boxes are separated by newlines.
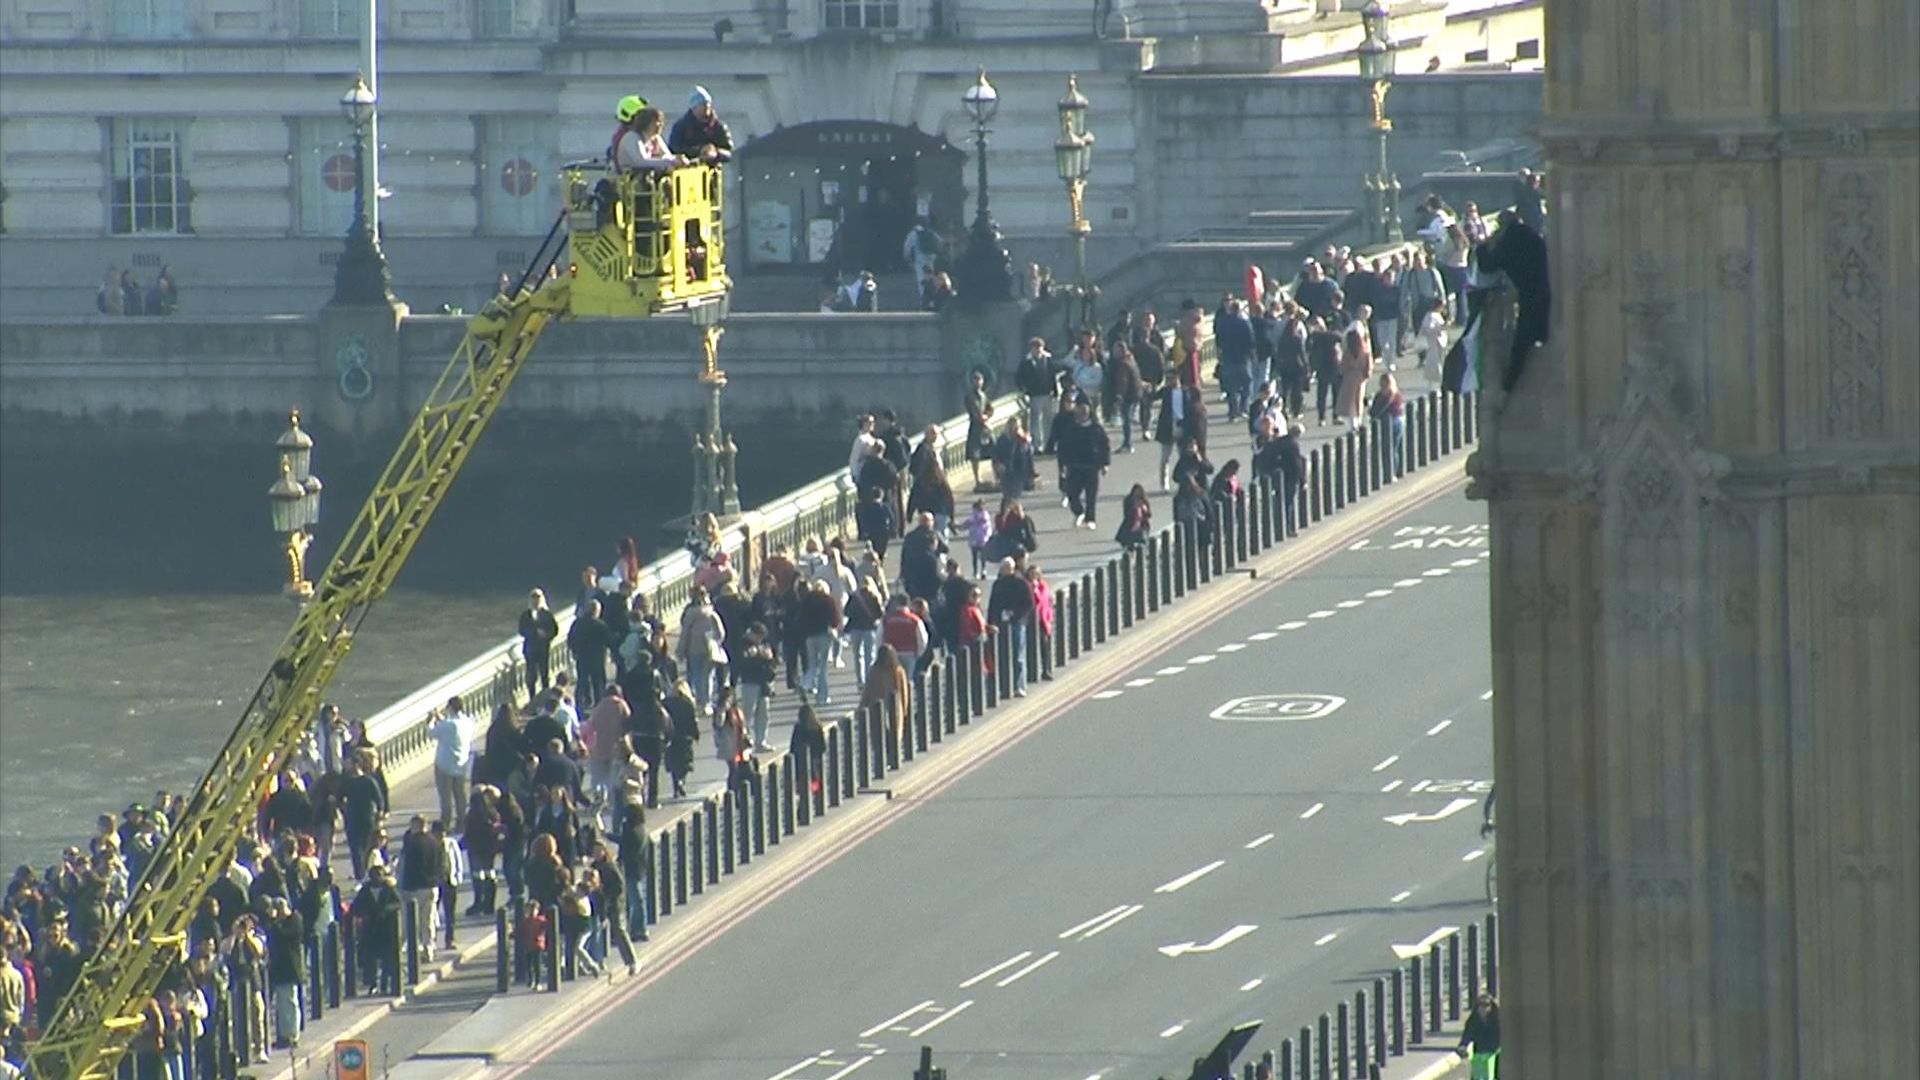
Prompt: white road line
<box><xmin>1300</xmin><ymin>802</ymin><xmax>1325</xmax><ymax>819</ymax></box>
<box><xmin>1240</xmin><ymin>978</ymin><xmax>1264</xmax><ymax>992</ymax></box>
<box><xmin>1480</xmin><ymin>689</ymin><xmax>1494</xmax><ymax>700</ymax></box>
<box><xmin>1124</xmin><ymin>677</ymin><xmax>1156</xmax><ymax>688</ymax></box>
<box><xmin>822</xmin><ymin>1056</ymin><xmax>877</xmax><ymax>1080</ymax></box>
<box><xmin>1155</xmin><ymin>665</ymin><xmax>1188</xmax><ymax>676</ymax></box>
<box><xmin>1427</xmin><ymin>719</ymin><xmax>1452</xmax><ymax>736</ymax></box>
<box><xmin>1187</xmin><ymin>654</ymin><xmax>1218</xmax><ymax>664</ymax></box>
<box><xmin>1156</xmin><ymin>860</ymin><xmax>1227</xmax><ymax>894</ymax></box>
<box><xmin>1391</xmin><ymin>890</ymin><xmax>1413</xmax><ymax>904</ymax></box>
<box><xmin>1373</xmin><ymin>754</ymin><xmax>1400</xmax><ymax>772</ymax></box>
<box><xmin>1278</xmin><ymin>620</ymin><xmax>1308</xmax><ymax>630</ymax></box>
<box><xmin>1451</xmin><ymin>558</ymin><xmax>1479</xmax><ymax>567</ymax></box>
<box><xmin>1337</xmin><ymin>599</ymin><xmax>1365</xmax><ymax>609</ymax></box>
<box><xmin>1245</xmin><ymin>833</ymin><xmax>1276</xmax><ymax>849</ymax></box>
<box><xmin>1079</xmin><ymin>905</ymin><xmax>1144</xmax><ymax>939</ymax></box>
<box><xmin>861</xmin><ymin>1001</ymin><xmax>936</xmax><ymax>1038</ymax></box>
<box><xmin>1423</xmin><ymin>568</ymin><xmax>1452</xmax><ymax>577</ymax></box>
<box><xmin>1159</xmin><ymin>1022</ymin><xmax>1188</xmax><ymax>1039</ymax></box>
<box><xmin>1217</xmin><ymin>642</ymin><xmax>1247</xmax><ymax>652</ymax></box>
<box><xmin>1060</xmin><ymin>906</ymin><xmax>1132</xmax><ymax>940</ymax></box>
<box><xmin>995</xmin><ymin>950</ymin><xmax>1061</xmax><ymax>987</ymax></box>
<box><xmin>1314</xmin><ymin>932</ymin><xmax>1339</xmax><ymax>946</ymax></box>
<box><xmin>1366</xmin><ymin>588</ymin><xmax>1394</xmax><ymax>598</ymax></box>
<box><xmin>1410</xmin><ymin>780</ymin><xmax>1432</xmax><ymax>793</ymax></box>
<box><xmin>960</xmin><ymin>951</ymin><xmax>1032</xmax><ymax>988</ymax></box>
<box><xmin>1463</xmin><ymin>848</ymin><xmax>1488</xmax><ymax>862</ymax></box>
<box><xmin>1308</xmin><ymin>609</ymin><xmax>1337</xmax><ymax>619</ymax></box>
<box><xmin>907</xmin><ymin>1000</ymin><xmax>975</xmax><ymax>1038</ymax></box>
<box><xmin>1392</xmin><ymin>925</ymin><xmax>1460</xmax><ymax>960</ymax></box>
<box><xmin>767</xmin><ymin>1057</ymin><xmax>823</xmax><ymax>1080</ymax></box>
<box><xmin>1247</xmin><ymin>631</ymin><xmax>1278</xmax><ymax>641</ymax></box>
<box><xmin>1381</xmin><ymin>779</ymin><xmax>1403</xmax><ymax>793</ymax></box>
<box><xmin>1091</xmin><ymin>689</ymin><xmax>1124</xmax><ymax>700</ymax></box>
<box><xmin>1394</xmin><ymin>578</ymin><xmax>1423</xmax><ymax>587</ymax></box>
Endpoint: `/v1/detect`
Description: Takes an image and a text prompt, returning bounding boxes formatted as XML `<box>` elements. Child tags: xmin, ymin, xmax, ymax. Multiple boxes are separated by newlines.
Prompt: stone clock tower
<box><xmin>1470</xmin><ymin>2</ymin><xmax>1919</xmax><ymax>1077</ymax></box>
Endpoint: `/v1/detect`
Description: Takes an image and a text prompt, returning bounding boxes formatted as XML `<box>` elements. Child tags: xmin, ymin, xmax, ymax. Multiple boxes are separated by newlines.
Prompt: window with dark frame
<box><xmin>110</xmin><ymin>120</ymin><xmax>191</xmax><ymax>236</ymax></box>
<box><xmin>823</xmin><ymin>0</ymin><xmax>901</xmax><ymax>31</ymax></box>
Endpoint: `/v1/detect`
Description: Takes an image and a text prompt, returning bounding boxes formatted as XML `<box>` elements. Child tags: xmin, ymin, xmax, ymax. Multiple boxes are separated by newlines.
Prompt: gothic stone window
<box><xmin>110</xmin><ymin>120</ymin><xmax>191</xmax><ymax>235</ymax></box>
<box><xmin>823</xmin><ymin>0</ymin><xmax>901</xmax><ymax>30</ymax></box>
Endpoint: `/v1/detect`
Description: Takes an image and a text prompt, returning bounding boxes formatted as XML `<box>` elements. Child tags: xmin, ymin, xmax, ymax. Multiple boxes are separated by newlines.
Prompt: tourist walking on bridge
<box><xmin>519</xmin><ymin>589</ymin><xmax>560</xmax><ymax>694</ymax></box>
<box><xmin>431</xmin><ymin>698</ymin><xmax>477</xmax><ymax>832</ymax></box>
<box><xmin>1056</xmin><ymin>399</ymin><xmax>1113</xmax><ymax>528</ymax></box>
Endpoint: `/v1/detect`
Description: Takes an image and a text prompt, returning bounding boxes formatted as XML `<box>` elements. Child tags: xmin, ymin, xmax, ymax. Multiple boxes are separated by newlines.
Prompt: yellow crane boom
<box><xmin>30</xmin><ymin>161</ymin><xmax>729</xmax><ymax>1079</ymax></box>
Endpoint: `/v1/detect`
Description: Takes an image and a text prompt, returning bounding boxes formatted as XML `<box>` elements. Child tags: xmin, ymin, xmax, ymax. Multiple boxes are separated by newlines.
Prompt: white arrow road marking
<box><xmin>960</xmin><ymin>951</ymin><xmax>1031</xmax><ymax>988</ymax></box>
<box><xmin>1158</xmin><ymin>924</ymin><xmax>1259</xmax><ymax>957</ymax></box>
<box><xmin>861</xmin><ymin>1001</ymin><xmax>935</xmax><ymax>1038</ymax></box>
<box><xmin>995</xmin><ymin>950</ymin><xmax>1061</xmax><ymax>987</ymax></box>
<box><xmin>1156</xmin><ymin>860</ymin><xmax>1227</xmax><ymax>893</ymax></box>
<box><xmin>907</xmin><ymin>1000</ymin><xmax>974</xmax><ymax>1038</ymax></box>
<box><xmin>1383</xmin><ymin>798</ymin><xmax>1478</xmax><ymax>826</ymax></box>
<box><xmin>1392</xmin><ymin>925</ymin><xmax>1460</xmax><ymax>960</ymax></box>
<box><xmin>1079</xmin><ymin>905</ymin><xmax>1145</xmax><ymax>939</ymax></box>
<box><xmin>1060</xmin><ymin>905</ymin><xmax>1132</xmax><ymax>939</ymax></box>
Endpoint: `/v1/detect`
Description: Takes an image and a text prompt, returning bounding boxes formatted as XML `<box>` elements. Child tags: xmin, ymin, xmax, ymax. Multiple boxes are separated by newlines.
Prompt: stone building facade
<box><xmin>0</xmin><ymin>0</ymin><xmax>1541</xmax><ymax>316</ymax></box>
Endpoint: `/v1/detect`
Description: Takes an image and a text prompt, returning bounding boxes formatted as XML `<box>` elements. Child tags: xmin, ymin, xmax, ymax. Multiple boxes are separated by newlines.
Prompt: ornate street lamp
<box><xmin>1358</xmin><ymin>2</ymin><xmax>1403</xmax><ymax>245</ymax></box>
<box><xmin>688</xmin><ymin>295</ymin><xmax>741</xmax><ymax>520</ymax></box>
<box><xmin>329</xmin><ymin>74</ymin><xmax>395</xmax><ymax>306</ymax></box>
<box><xmin>269</xmin><ymin>410</ymin><xmax>322</xmax><ymax>602</ymax></box>
<box><xmin>952</xmin><ymin>67</ymin><xmax>1012</xmax><ymax>306</ymax></box>
<box><xmin>1054</xmin><ymin>74</ymin><xmax>1097</xmax><ymax>334</ymax></box>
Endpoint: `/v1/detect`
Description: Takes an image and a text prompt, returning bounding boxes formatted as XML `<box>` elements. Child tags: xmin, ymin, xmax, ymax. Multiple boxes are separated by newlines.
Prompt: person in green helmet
<box><xmin>608</xmin><ymin>95</ymin><xmax>648</xmax><ymax>165</ymax></box>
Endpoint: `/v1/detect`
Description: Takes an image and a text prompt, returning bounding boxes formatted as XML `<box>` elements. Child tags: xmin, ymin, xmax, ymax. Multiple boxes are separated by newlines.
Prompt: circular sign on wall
<box><xmin>321</xmin><ymin>153</ymin><xmax>356</xmax><ymax>193</ymax></box>
<box><xmin>500</xmin><ymin>158</ymin><xmax>537</xmax><ymax>197</ymax></box>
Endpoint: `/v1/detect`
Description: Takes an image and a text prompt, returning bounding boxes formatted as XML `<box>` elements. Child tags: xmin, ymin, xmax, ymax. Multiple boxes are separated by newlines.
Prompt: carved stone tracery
<box><xmin>1823</xmin><ymin>168</ymin><xmax>1887</xmax><ymax>439</ymax></box>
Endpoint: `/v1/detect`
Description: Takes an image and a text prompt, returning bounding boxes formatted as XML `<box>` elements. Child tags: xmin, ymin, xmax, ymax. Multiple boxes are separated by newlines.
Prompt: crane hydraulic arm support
<box><xmin>28</xmin><ymin>277</ymin><xmax>573</xmax><ymax>1080</ymax></box>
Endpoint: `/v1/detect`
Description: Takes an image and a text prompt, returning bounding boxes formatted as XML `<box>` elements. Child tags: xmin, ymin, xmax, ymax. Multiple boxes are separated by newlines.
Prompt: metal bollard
<box><xmin>1357</xmin><ymin>423</ymin><xmax>1373</xmax><ymax>495</ymax></box>
<box><xmin>342</xmin><ymin>915</ymin><xmax>357</xmax><ymax>1001</ymax></box>
<box><xmin>403</xmin><ymin>902</ymin><xmax>420</xmax><ymax>988</ymax></box>
<box><xmin>1409</xmin><ymin>957</ymin><xmax>1423</xmax><ymax>1045</ymax></box>
<box><xmin>1104</xmin><ymin>559</ymin><xmax>1120</xmax><ymax>637</ymax></box>
<box><xmin>1447</xmin><ymin>930</ymin><xmax>1462</xmax><ymax>1020</ymax></box>
<box><xmin>1428</xmin><ymin>943</ymin><xmax>1443</xmax><ymax>1034</ymax></box>
<box><xmin>927</xmin><ymin>666</ymin><xmax>945</xmax><ymax>742</ymax></box>
<box><xmin>1169</xmin><ymin>526</ymin><xmax>1187</xmax><ymax>597</ymax></box>
<box><xmin>913</xmin><ymin>673</ymin><xmax>930</xmax><ymax>752</ymax></box>
<box><xmin>786</xmin><ymin>755</ymin><xmax>806</xmax><ymax>829</ymax></box>
<box><xmin>1337</xmin><ymin>1000</ymin><xmax>1351</xmax><ymax>1080</ymax></box>
<box><xmin>1309</xmin><ymin>447</ymin><xmax>1325</xmax><ymax>521</ymax></box>
<box><xmin>825</xmin><ymin>724</ymin><xmax>843</xmax><ymax>806</ymax></box>
<box><xmin>1317</xmin><ymin>1013</ymin><xmax>1332</xmax><ymax>1080</ymax></box>
<box><xmin>1331</xmin><ymin>436</ymin><xmax>1347</xmax><ymax>509</ymax></box>
<box><xmin>968</xmin><ymin>641</ymin><xmax>987</xmax><ymax>717</ymax></box>
<box><xmin>673</xmin><ymin>818</ymin><xmax>689</xmax><ymax>904</ymax></box>
<box><xmin>1391</xmin><ymin>967</ymin><xmax>1405</xmax><ymax>1054</ymax></box>
<box><xmin>1205</xmin><ymin>513</ymin><xmax>1222</xmax><ymax>579</ymax></box>
<box><xmin>1372</xmin><ymin>977</ymin><xmax>1387</xmax><ymax>1067</ymax></box>
<box><xmin>1063</xmin><ymin>582</ymin><xmax>1081</xmax><ymax>657</ymax></box>
<box><xmin>1485</xmin><ymin>912</ymin><xmax>1499</xmax><ymax>998</ymax></box>
<box><xmin>687</xmin><ymin>810</ymin><xmax>704</xmax><ymax>896</ymax></box>
<box><xmin>748</xmin><ymin>767</ymin><xmax>765</xmax><ymax>854</ymax></box>
<box><xmin>1279</xmin><ymin>1039</ymin><xmax>1293</xmax><ymax>1080</ymax></box>
<box><xmin>324</xmin><ymin>921</ymin><xmax>341</xmax><ymax>1009</ymax></box>
<box><xmin>1119</xmin><ymin>550</ymin><xmax>1136</xmax><ymax>627</ymax></box>
<box><xmin>308</xmin><ymin>939</ymin><xmax>324</xmax><ymax>1021</ymax></box>
<box><xmin>705</xmin><ymin>800</ymin><xmax>721</xmax><ymax>885</ymax></box>
<box><xmin>546</xmin><ymin>914</ymin><xmax>562</xmax><ymax>990</ymax></box>
<box><xmin>1466</xmin><ymin>922</ymin><xmax>1480</xmax><ymax>1008</ymax></box>
<box><xmin>1158</xmin><ymin>531</ymin><xmax>1174</xmax><ymax>607</ymax></box>
<box><xmin>1354</xmin><ymin>989</ymin><xmax>1369</xmax><ymax>1075</ymax></box>
<box><xmin>884</xmin><ymin>699</ymin><xmax>901</xmax><ymax>769</ymax></box>
<box><xmin>495</xmin><ymin>909</ymin><xmax>510</xmax><ymax>993</ymax></box>
<box><xmin>996</xmin><ymin>624</ymin><xmax>1014</xmax><ymax>700</ymax></box>
<box><xmin>854</xmin><ymin>706</ymin><xmax>871</xmax><ymax>784</ymax></box>
<box><xmin>720</xmin><ymin>791</ymin><xmax>737</xmax><ymax>874</ymax></box>
<box><xmin>1027</xmin><ymin>611</ymin><xmax>1043</xmax><ymax>686</ymax></box>
<box><xmin>1299</xmin><ymin>1027</ymin><xmax>1313</xmax><ymax>1080</ymax></box>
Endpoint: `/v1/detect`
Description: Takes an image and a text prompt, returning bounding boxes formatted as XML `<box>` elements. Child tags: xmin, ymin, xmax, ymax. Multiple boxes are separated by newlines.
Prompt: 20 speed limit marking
<box><xmin>1209</xmin><ymin>694</ymin><xmax>1347</xmax><ymax>722</ymax></box>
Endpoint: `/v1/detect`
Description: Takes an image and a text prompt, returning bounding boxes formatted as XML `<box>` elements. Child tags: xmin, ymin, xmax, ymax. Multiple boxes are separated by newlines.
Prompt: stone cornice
<box><xmin>1536</xmin><ymin>115</ymin><xmax>1920</xmax><ymax>164</ymax></box>
<box><xmin>1466</xmin><ymin>447</ymin><xmax>1920</xmax><ymax>503</ymax></box>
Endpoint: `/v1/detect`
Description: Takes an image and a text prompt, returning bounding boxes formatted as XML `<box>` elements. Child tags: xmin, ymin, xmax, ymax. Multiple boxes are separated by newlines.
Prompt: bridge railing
<box><xmin>361</xmin><ymin>391</ymin><xmax>1029</xmax><ymax>761</ymax></box>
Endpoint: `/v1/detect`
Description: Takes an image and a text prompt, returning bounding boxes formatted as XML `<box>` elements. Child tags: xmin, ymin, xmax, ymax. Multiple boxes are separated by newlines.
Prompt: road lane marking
<box><xmin>1410</xmin><ymin>779</ymin><xmax>1431</xmax><ymax>792</ymax></box>
<box><xmin>1217</xmin><ymin>642</ymin><xmax>1247</xmax><ymax>652</ymax></box>
<box><xmin>1366</xmin><ymin>588</ymin><xmax>1395</xmax><ymax>598</ymax></box>
<box><xmin>1463</xmin><ymin>848</ymin><xmax>1488</xmax><ymax>862</ymax></box>
<box><xmin>1247</xmin><ymin>631</ymin><xmax>1278</xmax><ymax>641</ymax></box>
<box><xmin>1240</xmin><ymin>978</ymin><xmax>1264</xmax><ymax>992</ymax></box>
<box><xmin>1392</xmin><ymin>925</ymin><xmax>1460</xmax><ymax>960</ymax></box>
<box><xmin>1125</xmin><ymin>677</ymin><xmax>1156</xmax><ymax>688</ymax></box>
<box><xmin>1383</xmin><ymin>798</ymin><xmax>1478</xmax><ymax>826</ymax></box>
<box><xmin>961</xmin><ymin>951</ymin><xmax>1032</xmax><ymax>988</ymax></box>
<box><xmin>1300</xmin><ymin>802</ymin><xmax>1325</xmax><ymax>819</ymax></box>
<box><xmin>1452</xmin><ymin>558</ymin><xmax>1479</xmax><ymax>567</ymax></box>
<box><xmin>1337</xmin><ymin>599</ymin><xmax>1365</xmax><ymax>609</ymax></box>
<box><xmin>1160</xmin><ymin>1022</ymin><xmax>1188</xmax><ymax>1039</ymax></box>
<box><xmin>1156</xmin><ymin>665</ymin><xmax>1188</xmax><ymax>675</ymax></box>
<box><xmin>861</xmin><ymin>1001</ymin><xmax>935</xmax><ymax>1038</ymax></box>
<box><xmin>1187</xmin><ymin>654</ymin><xmax>1218</xmax><ymax>664</ymax></box>
<box><xmin>1381</xmin><ymin>779</ymin><xmax>1404</xmax><ymax>793</ymax></box>
<box><xmin>1314</xmin><ymin>932</ymin><xmax>1339</xmax><ymax>946</ymax></box>
<box><xmin>1394</xmin><ymin>578</ymin><xmax>1423</xmax><ymax>587</ymax></box>
<box><xmin>1156</xmin><ymin>860</ymin><xmax>1227</xmax><ymax>894</ymax></box>
<box><xmin>907</xmin><ymin>1000</ymin><xmax>975</xmax><ymax>1037</ymax></box>
<box><xmin>768</xmin><ymin>1057</ymin><xmax>823</xmax><ymax>1080</ymax></box>
<box><xmin>1060</xmin><ymin>906</ymin><xmax>1132</xmax><ymax>940</ymax></box>
<box><xmin>1390</xmin><ymin>890</ymin><xmax>1412</xmax><ymax>904</ymax></box>
<box><xmin>1091</xmin><ymin>689</ymin><xmax>1124</xmax><ymax>700</ymax></box>
<box><xmin>995</xmin><ymin>950</ymin><xmax>1061</xmax><ymax>987</ymax></box>
<box><xmin>1427</xmin><ymin>719</ymin><xmax>1452</xmax><ymax>736</ymax></box>
<box><xmin>1373</xmin><ymin>754</ymin><xmax>1400</xmax><ymax>772</ymax></box>
<box><xmin>1422</xmin><ymin>568</ymin><xmax>1451</xmax><ymax>577</ymax></box>
<box><xmin>1158</xmin><ymin>924</ymin><xmax>1258</xmax><ymax>957</ymax></box>
<box><xmin>1245</xmin><ymin>833</ymin><xmax>1275</xmax><ymax>849</ymax></box>
<box><xmin>1481</xmin><ymin>689</ymin><xmax>1494</xmax><ymax>700</ymax></box>
<box><xmin>822</xmin><ymin>1056</ymin><xmax>877</xmax><ymax>1080</ymax></box>
<box><xmin>1308</xmin><ymin>609</ymin><xmax>1337</xmax><ymax>619</ymax></box>
<box><xmin>1080</xmin><ymin>905</ymin><xmax>1144</xmax><ymax>939</ymax></box>
<box><xmin>1278</xmin><ymin>621</ymin><xmax>1308</xmax><ymax>630</ymax></box>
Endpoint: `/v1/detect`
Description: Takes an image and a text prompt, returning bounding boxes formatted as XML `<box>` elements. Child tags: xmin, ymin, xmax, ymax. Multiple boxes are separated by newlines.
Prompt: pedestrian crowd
<box><xmin>95</xmin><ymin>265</ymin><xmax>179</xmax><ymax>316</ymax></box>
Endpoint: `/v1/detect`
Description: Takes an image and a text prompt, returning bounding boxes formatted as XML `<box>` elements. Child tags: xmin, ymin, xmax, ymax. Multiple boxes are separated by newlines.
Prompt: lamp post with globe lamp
<box><xmin>951</xmin><ymin>68</ymin><xmax>1013</xmax><ymax>307</ymax></box>
<box><xmin>330</xmin><ymin>74</ymin><xmax>395</xmax><ymax>306</ymax></box>
<box><xmin>1053</xmin><ymin>74</ymin><xmax>1097</xmax><ymax>335</ymax></box>
<box><xmin>268</xmin><ymin>411</ymin><xmax>324</xmax><ymax>602</ymax></box>
<box><xmin>1358</xmin><ymin>2</ymin><xmax>1403</xmax><ymax>245</ymax></box>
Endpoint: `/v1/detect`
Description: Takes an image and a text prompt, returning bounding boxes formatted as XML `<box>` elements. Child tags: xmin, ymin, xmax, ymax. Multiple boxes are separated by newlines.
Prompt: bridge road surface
<box><xmin>492</xmin><ymin>488</ymin><xmax>1492</xmax><ymax>1079</ymax></box>
<box><xmin>262</xmin><ymin>370</ymin><xmax>1445</xmax><ymax>1078</ymax></box>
